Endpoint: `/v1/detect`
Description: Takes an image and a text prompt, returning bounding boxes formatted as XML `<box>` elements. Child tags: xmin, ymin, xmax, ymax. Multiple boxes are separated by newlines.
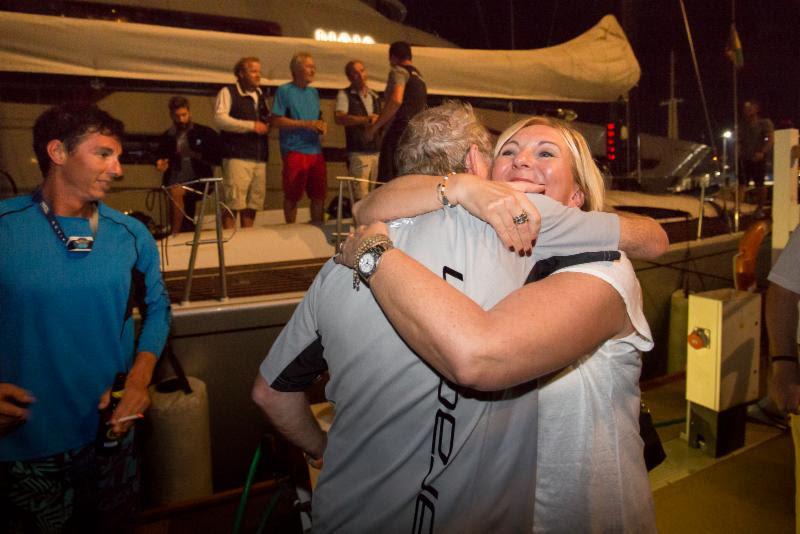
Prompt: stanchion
<box><xmin>333</xmin><ymin>176</ymin><xmax>375</xmax><ymax>248</ymax></box>
<box><xmin>181</xmin><ymin>177</ymin><xmax>228</xmax><ymax>304</ymax></box>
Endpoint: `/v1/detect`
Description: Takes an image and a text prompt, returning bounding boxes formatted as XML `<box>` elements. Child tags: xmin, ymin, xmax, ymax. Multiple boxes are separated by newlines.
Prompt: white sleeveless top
<box><xmin>534</xmin><ymin>253</ymin><xmax>657</xmax><ymax>533</ymax></box>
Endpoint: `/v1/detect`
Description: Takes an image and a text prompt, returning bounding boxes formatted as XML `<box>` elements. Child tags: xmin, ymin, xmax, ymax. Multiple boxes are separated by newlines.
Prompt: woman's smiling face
<box><xmin>491</xmin><ymin>124</ymin><xmax>584</xmax><ymax>209</ymax></box>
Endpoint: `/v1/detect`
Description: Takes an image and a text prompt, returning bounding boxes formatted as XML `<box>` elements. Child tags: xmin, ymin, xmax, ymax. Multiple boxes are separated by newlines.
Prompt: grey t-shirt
<box><xmin>261</xmin><ymin>194</ymin><xmax>620</xmax><ymax>532</ymax></box>
<box><xmin>768</xmin><ymin>223</ymin><xmax>800</xmax><ymax>295</ymax></box>
<box><xmin>768</xmin><ymin>223</ymin><xmax>800</xmax><ymax>344</ymax></box>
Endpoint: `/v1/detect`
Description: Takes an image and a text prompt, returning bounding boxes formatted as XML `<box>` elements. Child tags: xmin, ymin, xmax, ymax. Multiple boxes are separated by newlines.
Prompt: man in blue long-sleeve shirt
<box><xmin>0</xmin><ymin>103</ymin><xmax>171</xmax><ymax>533</ymax></box>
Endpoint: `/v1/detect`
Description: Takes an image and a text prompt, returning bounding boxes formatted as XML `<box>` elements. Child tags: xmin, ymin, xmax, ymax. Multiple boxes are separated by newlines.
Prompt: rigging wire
<box><xmin>472</xmin><ymin>0</ymin><xmax>492</xmax><ymax>49</ymax></box>
<box><xmin>677</xmin><ymin>0</ymin><xmax>720</xmax><ymax>159</ymax></box>
<box><xmin>545</xmin><ymin>0</ymin><xmax>559</xmax><ymax>47</ymax></box>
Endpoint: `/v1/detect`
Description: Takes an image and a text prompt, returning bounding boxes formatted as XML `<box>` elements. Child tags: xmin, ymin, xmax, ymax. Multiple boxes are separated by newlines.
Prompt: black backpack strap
<box><xmin>160</xmin><ymin>341</ymin><xmax>193</xmax><ymax>394</ymax></box>
<box><xmin>526</xmin><ymin>250</ymin><xmax>621</xmax><ymax>284</ymax></box>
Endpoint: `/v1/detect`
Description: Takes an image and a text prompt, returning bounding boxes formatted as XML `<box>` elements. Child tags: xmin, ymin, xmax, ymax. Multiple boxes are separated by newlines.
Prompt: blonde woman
<box><xmin>341</xmin><ymin>116</ymin><xmax>658</xmax><ymax>532</ymax></box>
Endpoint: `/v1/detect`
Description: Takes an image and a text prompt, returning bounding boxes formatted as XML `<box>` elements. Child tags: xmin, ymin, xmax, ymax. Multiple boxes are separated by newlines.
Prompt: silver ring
<box><xmin>337</xmin><ymin>242</ymin><xmax>344</xmax><ymax>254</ymax></box>
<box><xmin>512</xmin><ymin>212</ymin><xmax>529</xmax><ymax>225</ymax></box>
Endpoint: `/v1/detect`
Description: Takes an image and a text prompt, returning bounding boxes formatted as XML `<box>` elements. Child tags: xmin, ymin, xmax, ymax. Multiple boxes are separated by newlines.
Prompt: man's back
<box><xmin>261</xmin><ymin>194</ymin><xmax>620</xmax><ymax>531</ymax></box>
<box><xmin>263</xmin><ymin>207</ymin><xmax>538</xmax><ymax>532</ymax></box>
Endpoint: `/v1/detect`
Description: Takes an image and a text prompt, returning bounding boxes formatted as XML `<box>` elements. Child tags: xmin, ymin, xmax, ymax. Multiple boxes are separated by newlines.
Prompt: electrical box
<box><xmin>686</xmin><ymin>289</ymin><xmax>761</xmax><ymax>411</ymax></box>
<box><xmin>688</xmin><ymin>402</ymin><xmax>748</xmax><ymax>457</ymax></box>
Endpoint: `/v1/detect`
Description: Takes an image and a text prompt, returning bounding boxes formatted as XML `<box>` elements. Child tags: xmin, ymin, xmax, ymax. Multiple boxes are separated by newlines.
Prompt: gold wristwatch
<box><xmin>353</xmin><ymin>235</ymin><xmax>394</xmax><ymax>290</ymax></box>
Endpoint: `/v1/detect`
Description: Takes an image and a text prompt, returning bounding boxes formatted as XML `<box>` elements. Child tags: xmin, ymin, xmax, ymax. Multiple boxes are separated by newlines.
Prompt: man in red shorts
<box><xmin>271</xmin><ymin>52</ymin><xmax>328</xmax><ymax>224</ymax></box>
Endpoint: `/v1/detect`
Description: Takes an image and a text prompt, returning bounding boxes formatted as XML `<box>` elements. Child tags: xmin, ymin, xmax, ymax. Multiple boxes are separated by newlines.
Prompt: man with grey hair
<box><xmin>395</xmin><ymin>100</ymin><xmax>493</xmax><ymax>176</ymax></box>
<box><xmin>252</xmin><ymin>101</ymin><xmax>634</xmax><ymax>531</ymax></box>
<box><xmin>271</xmin><ymin>52</ymin><xmax>328</xmax><ymax>224</ymax></box>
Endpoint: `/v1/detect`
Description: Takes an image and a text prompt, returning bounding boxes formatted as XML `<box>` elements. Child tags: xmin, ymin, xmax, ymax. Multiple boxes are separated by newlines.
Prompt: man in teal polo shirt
<box><xmin>271</xmin><ymin>52</ymin><xmax>328</xmax><ymax>224</ymax></box>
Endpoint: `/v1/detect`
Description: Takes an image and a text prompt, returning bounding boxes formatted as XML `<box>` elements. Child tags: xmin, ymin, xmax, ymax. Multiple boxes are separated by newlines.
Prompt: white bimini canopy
<box><xmin>0</xmin><ymin>11</ymin><xmax>639</xmax><ymax>102</ymax></box>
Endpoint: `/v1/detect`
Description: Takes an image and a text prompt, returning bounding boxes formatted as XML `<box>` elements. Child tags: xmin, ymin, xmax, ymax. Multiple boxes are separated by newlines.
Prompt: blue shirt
<box><xmin>272</xmin><ymin>82</ymin><xmax>323</xmax><ymax>155</ymax></box>
<box><xmin>0</xmin><ymin>195</ymin><xmax>171</xmax><ymax>461</ymax></box>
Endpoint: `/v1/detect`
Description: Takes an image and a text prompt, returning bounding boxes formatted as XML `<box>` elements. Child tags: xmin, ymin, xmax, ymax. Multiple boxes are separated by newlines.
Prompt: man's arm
<box><xmin>214</xmin><ymin>87</ymin><xmax>263</xmax><ymax>133</ymax></box>
<box><xmin>254</xmin><ymin>265</ymin><xmax>330</xmax><ymax>463</ymax></box>
<box><xmin>132</xmin><ymin>226</ymin><xmax>171</xmax><ymax>360</ymax></box>
<box><xmin>270</xmin><ymin>87</ymin><xmax>326</xmax><ymax>134</ymax></box>
<box><xmin>271</xmin><ymin>115</ymin><xmax>327</xmax><ymax>135</ymax></box>
<box><xmin>756</xmin><ymin>118</ymin><xmax>775</xmax><ymax>161</ymax></box>
<box><xmin>372</xmin><ymin>85</ymin><xmax>403</xmax><ymax>131</ymax></box>
<box><xmin>767</xmin><ymin>282</ymin><xmax>800</xmax><ymax>413</ymax></box>
<box><xmin>252</xmin><ymin>376</ymin><xmax>327</xmax><ymax>464</ymax></box>
<box><xmin>105</xmin><ymin>351</ymin><xmax>157</xmax><ymax>436</ymax></box>
<box><xmin>104</xmin><ymin>223</ymin><xmax>172</xmax><ymax>435</ymax></box>
<box><xmin>617</xmin><ymin>212</ymin><xmax>670</xmax><ymax>260</ymax></box>
<box><xmin>762</xmin><ymin>124</ymin><xmax>775</xmax><ymax>156</ymax></box>
<box><xmin>0</xmin><ymin>383</ymin><xmax>34</xmax><ymax>435</ymax></box>
<box><xmin>155</xmin><ymin>132</ymin><xmax>171</xmax><ymax>173</ymax></box>
<box><xmin>334</xmin><ymin>89</ymin><xmax>378</xmax><ymax>127</ymax></box>
<box><xmin>765</xmin><ymin>226</ymin><xmax>800</xmax><ymax>412</ymax></box>
<box><xmin>335</xmin><ymin>111</ymin><xmax>377</xmax><ymax>127</ymax></box>
<box><xmin>365</xmin><ymin>75</ymin><xmax>404</xmax><ymax>140</ymax></box>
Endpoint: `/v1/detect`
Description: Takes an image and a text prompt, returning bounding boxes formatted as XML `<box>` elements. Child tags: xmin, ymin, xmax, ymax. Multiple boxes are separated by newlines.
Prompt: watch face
<box><xmin>358</xmin><ymin>251</ymin><xmax>377</xmax><ymax>275</ymax></box>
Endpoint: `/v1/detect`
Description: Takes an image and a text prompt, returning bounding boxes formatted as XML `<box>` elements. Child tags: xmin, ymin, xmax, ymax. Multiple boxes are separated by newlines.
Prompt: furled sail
<box><xmin>0</xmin><ymin>11</ymin><xmax>639</xmax><ymax>102</ymax></box>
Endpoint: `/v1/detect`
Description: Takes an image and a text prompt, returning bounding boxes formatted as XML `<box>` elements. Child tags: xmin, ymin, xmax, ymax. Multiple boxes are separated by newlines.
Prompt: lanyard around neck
<box><xmin>32</xmin><ymin>189</ymin><xmax>98</xmax><ymax>252</ymax></box>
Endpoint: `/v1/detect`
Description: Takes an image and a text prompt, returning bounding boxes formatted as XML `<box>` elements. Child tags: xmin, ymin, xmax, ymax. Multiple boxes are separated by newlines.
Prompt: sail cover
<box><xmin>0</xmin><ymin>11</ymin><xmax>639</xmax><ymax>102</ymax></box>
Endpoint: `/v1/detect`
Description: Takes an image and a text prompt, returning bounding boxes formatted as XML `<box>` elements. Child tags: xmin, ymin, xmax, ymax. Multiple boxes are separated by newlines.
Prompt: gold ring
<box><xmin>512</xmin><ymin>212</ymin><xmax>529</xmax><ymax>225</ymax></box>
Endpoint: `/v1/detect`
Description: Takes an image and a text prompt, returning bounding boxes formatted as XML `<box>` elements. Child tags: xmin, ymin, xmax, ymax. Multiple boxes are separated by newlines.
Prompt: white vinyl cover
<box><xmin>0</xmin><ymin>11</ymin><xmax>639</xmax><ymax>102</ymax></box>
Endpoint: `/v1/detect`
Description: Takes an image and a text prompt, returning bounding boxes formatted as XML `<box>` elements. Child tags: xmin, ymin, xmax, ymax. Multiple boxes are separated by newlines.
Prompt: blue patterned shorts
<box><xmin>0</xmin><ymin>431</ymin><xmax>139</xmax><ymax>533</ymax></box>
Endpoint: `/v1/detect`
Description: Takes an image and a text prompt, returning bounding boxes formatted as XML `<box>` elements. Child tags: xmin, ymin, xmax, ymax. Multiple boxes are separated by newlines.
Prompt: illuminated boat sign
<box><xmin>314</xmin><ymin>29</ymin><xmax>375</xmax><ymax>44</ymax></box>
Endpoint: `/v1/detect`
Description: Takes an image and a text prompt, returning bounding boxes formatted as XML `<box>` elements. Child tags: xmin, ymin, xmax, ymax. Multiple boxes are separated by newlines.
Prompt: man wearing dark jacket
<box><xmin>156</xmin><ymin>96</ymin><xmax>220</xmax><ymax>235</ymax></box>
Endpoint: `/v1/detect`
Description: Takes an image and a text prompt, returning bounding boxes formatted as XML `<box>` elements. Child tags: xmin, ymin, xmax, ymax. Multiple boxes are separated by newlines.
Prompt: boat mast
<box><xmin>659</xmin><ymin>50</ymin><xmax>683</xmax><ymax>140</ymax></box>
<box><xmin>731</xmin><ymin>0</ymin><xmax>741</xmax><ymax>231</ymax></box>
<box><xmin>508</xmin><ymin>0</ymin><xmax>515</xmax><ymax>119</ymax></box>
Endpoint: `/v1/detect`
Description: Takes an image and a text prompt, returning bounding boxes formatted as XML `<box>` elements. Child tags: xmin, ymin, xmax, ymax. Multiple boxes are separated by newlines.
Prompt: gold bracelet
<box><xmin>437</xmin><ymin>175</ymin><xmax>454</xmax><ymax>208</ymax></box>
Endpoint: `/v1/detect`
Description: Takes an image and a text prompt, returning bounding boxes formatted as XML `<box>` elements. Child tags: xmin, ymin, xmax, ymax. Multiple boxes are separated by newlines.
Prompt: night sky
<box><xmin>401</xmin><ymin>0</ymin><xmax>800</xmax><ymax>146</ymax></box>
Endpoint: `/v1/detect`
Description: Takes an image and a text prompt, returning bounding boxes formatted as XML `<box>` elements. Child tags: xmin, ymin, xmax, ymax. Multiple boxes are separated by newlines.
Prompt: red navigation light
<box><xmin>606</xmin><ymin>122</ymin><xmax>617</xmax><ymax>161</ymax></box>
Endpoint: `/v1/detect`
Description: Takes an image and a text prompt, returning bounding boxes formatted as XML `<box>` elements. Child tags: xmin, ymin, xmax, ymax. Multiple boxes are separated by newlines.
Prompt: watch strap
<box><xmin>352</xmin><ymin>235</ymin><xmax>393</xmax><ymax>291</ymax></box>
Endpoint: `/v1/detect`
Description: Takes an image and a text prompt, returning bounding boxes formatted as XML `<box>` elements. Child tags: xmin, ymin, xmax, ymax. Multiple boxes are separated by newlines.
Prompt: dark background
<box><xmin>401</xmin><ymin>0</ymin><xmax>800</xmax><ymax>146</ymax></box>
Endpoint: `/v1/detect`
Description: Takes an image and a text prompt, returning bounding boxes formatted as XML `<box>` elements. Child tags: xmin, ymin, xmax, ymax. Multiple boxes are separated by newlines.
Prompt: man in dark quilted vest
<box><xmin>365</xmin><ymin>41</ymin><xmax>427</xmax><ymax>184</ymax></box>
<box><xmin>334</xmin><ymin>60</ymin><xmax>381</xmax><ymax>200</ymax></box>
<box><xmin>214</xmin><ymin>57</ymin><xmax>270</xmax><ymax>229</ymax></box>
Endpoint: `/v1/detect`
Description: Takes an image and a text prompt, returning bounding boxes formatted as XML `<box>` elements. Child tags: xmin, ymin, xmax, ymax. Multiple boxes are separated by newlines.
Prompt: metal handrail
<box><xmin>181</xmin><ymin>177</ymin><xmax>228</xmax><ymax>304</ymax></box>
<box><xmin>333</xmin><ymin>176</ymin><xmax>378</xmax><ymax>247</ymax></box>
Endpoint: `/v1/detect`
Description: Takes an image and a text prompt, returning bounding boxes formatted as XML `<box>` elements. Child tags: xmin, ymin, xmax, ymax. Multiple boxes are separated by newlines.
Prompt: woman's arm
<box><xmin>354</xmin><ymin>174</ymin><xmax>544</xmax><ymax>253</ymax></box>
<box><xmin>618</xmin><ymin>213</ymin><xmax>669</xmax><ymax>260</ymax></box>
<box><xmin>340</xmin><ymin>223</ymin><xmax>630</xmax><ymax>390</ymax></box>
<box><xmin>352</xmin><ymin>174</ymin><xmax>443</xmax><ymax>222</ymax></box>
